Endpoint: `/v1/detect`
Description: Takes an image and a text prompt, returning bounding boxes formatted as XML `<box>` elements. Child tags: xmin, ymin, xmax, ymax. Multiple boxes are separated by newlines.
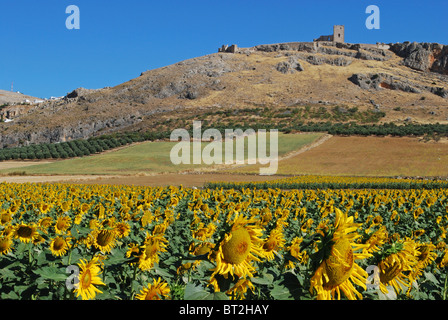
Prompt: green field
<box><xmin>0</xmin><ymin>133</ymin><xmax>323</xmax><ymax>175</ymax></box>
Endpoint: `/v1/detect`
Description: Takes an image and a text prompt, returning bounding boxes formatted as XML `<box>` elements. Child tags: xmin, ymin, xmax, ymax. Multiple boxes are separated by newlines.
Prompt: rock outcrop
<box><xmin>255</xmin><ymin>42</ymin><xmax>392</xmax><ymax>62</ymax></box>
<box><xmin>349</xmin><ymin>73</ymin><xmax>448</xmax><ymax>98</ymax></box>
<box><xmin>276</xmin><ymin>57</ymin><xmax>304</xmax><ymax>74</ymax></box>
<box><xmin>66</xmin><ymin>88</ymin><xmax>99</xmax><ymax>99</ymax></box>
<box><xmin>389</xmin><ymin>42</ymin><xmax>448</xmax><ymax>74</ymax></box>
<box><xmin>298</xmin><ymin>54</ymin><xmax>352</xmax><ymax>66</ymax></box>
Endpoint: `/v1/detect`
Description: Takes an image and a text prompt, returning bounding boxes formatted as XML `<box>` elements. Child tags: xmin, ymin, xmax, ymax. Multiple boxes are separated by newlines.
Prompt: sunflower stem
<box><xmin>443</xmin><ymin>271</ymin><xmax>448</xmax><ymax>300</ymax></box>
<box><xmin>28</xmin><ymin>242</ymin><xmax>33</xmax><ymax>265</ymax></box>
<box><xmin>67</xmin><ymin>248</ymin><xmax>73</xmax><ymax>266</ymax></box>
<box><xmin>129</xmin><ymin>263</ymin><xmax>139</xmax><ymax>300</ymax></box>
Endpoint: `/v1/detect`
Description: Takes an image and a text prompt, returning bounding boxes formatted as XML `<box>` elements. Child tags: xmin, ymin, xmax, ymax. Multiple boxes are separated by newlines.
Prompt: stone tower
<box><xmin>333</xmin><ymin>25</ymin><xmax>345</xmax><ymax>43</ymax></box>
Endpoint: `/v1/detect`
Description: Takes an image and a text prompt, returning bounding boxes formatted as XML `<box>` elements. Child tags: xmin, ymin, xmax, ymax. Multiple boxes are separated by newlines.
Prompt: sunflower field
<box><xmin>205</xmin><ymin>175</ymin><xmax>448</xmax><ymax>190</ymax></box>
<box><xmin>1</xmin><ymin>181</ymin><xmax>448</xmax><ymax>300</ymax></box>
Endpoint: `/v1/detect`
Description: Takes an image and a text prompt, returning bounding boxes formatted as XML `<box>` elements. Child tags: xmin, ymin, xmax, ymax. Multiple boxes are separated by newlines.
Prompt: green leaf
<box><xmin>14</xmin><ymin>242</ymin><xmax>28</xmax><ymax>259</ymax></box>
<box><xmin>270</xmin><ymin>283</ymin><xmax>294</xmax><ymax>300</ymax></box>
<box><xmin>251</xmin><ymin>273</ymin><xmax>274</xmax><ymax>285</ymax></box>
<box><xmin>103</xmin><ymin>247</ymin><xmax>130</xmax><ymax>266</ymax></box>
<box><xmin>70</xmin><ymin>226</ymin><xmax>91</xmax><ymax>239</ymax></box>
<box><xmin>424</xmin><ymin>271</ymin><xmax>440</xmax><ymax>285</ymax></box>
<box><xmin>184</xmin><ymin>283</ymin><xmax>210</xmax><ymax>300</ymax></box>
<box><xmin>205</xmin><ymin>292</ymin><xmax>229</xmax><ymax>300</ymax></box>
<box><xmin>64</xmin><ymin>247</ymin><xmax>83</xmax><ymax>265</ymax></box>
<box><xmin>35</xmin><ymin>249</ymin><xmax>50</xmax><ymax>266</ymax></box>
<box><xmin>183</xmin><ymin>283</ymin><xmax>228</xmax><ymax>300</ymax></box>
<box><xmin>0</xmin><ymin>267</ymin><xmax>16</xmax><ymax>280</ymax></box>
<box><xmin>33</xmin><ymin>266</ymin><xmax>67</xmax><ymax>281</ymax></box>
<box><xmin>154</xmin><ymin>264</ymin><xmax>173</xmax><ymax>279</ymax></box>
<box><xmin>1</xmin><ymin>291</ymin><xmax>19</xmax><ymax>299</ymax></box>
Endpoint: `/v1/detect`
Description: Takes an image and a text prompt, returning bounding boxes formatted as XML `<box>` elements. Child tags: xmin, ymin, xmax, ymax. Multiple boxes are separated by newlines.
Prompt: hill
<box><xmin>1</xmin><ymin>41</ymin><xmax>447</xmax><ymax>148</ymax></box>
<box><xmin>0</xmin><ymin>89</ymin><xmax>43</xmax><ymax>105</ymax></box>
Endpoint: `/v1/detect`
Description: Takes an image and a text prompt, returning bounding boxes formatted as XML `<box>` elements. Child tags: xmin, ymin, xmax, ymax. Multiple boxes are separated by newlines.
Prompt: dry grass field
<box><xmin>1</xmin><ymin>134</ymin><xmax>448</xmax><ymax>186</ymax></box>
<box><xmin>226</xmin><ymin>136</ymin><xmax>448</xmax><ymax>177</ymax></box>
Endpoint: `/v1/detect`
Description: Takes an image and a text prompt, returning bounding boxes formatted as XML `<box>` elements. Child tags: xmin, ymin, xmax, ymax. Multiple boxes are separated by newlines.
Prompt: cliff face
<box><xmin>389</xmin><ymin>42</ymin><xmax>448</xmax><ymax>74</ymax></box>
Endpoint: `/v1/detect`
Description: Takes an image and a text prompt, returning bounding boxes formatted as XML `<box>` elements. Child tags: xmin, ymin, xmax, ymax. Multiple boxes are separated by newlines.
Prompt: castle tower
<box><xmin>333</xmin><ymin>25</ymin><xmax>345</xmax><ymax>43</ymax></box>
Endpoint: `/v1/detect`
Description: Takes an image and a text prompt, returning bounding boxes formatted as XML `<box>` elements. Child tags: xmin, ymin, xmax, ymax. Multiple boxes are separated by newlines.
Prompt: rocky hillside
<box><xmin>0</xmin><ymin>90</ymin><xmax>42</xmax><ymax>105</ymax></box>
<box><xmin>1</xmin><ymin>41</ymin><xmax>447</xmax><ymax>148</ymax></box>
<box><xmin>389</xmin><ymin>42</ymin><xmax>448</xmax><ymax>74</ymax></box>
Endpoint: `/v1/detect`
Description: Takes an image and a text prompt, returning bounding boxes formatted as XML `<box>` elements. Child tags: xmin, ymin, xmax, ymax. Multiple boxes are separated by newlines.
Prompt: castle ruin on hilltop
<box><xmin>218</xmin><ymin>44</ymin><xmax>238</xmax><ymax>53</ymax></box>
<box><xmin>314</xmin><ymin>25</ymin><xmax>345</xmax><ymax>43</ymax></box>
<box><xmin>217</xmin><ymin>25</ymin><xmax>390</xmax><ymax>53</ymax></box>
<box><xmin>313</xmin><ymin>25</ymin><xmax>389</xmax><ymax>49</ymax></box>
<box><xmin>218</xmin><ymin>25</ymin><xmax>346</xmax><ymax>54</ymax></box>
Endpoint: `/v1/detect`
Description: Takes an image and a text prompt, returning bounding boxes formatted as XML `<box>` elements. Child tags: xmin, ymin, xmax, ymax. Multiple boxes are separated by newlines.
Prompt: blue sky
<box><xmin>0</xmin><ymin>0</ymin><xmax>447</xmax><ymax>98</ymax></box>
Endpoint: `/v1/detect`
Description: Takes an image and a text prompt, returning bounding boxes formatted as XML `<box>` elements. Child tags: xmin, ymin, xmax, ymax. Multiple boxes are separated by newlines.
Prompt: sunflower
<box><xmin>376</xmin><ymin>239</ymin><xmax>419</xmax><ymax>296</ymax></box>
<box><xmin>0</xmin><ymin>236</ymin><xmax>13</xmax><ymax>255</ymax></box>
<box><xmin>38</xmin><ymin>202</ymin><xmax>52</xmax><ymax>215</ymax></box>
<box><xmin>192</xmin><ymin>223</ymin><xmax>216</xmax><ymax>241</ymax></box>
<box><xmin>79</xmin><ymin>202</ymin><xmax>91</xmax><ymax>215</ymax></box>
<box><xmin>33</xmin><ymin>234</ymin><xmax>46</xmax><ymax>245</ymax></box>
<box><xmin>13</xmin><ymin>223</ymin><xmax>39</xmax><ymax>243</ymax></box>
<box><xmin>74</xmin><ymin>257</ymin><xmax>105</xmax><ymax>300</ymax></box>
<box><xmin>178</xmin><ymin>242</ymin><xmax>215</xmax><ymax>274</ymax></box>
<box><xmin>101</xmin><ymin>217</ymin><xmax>116</xmax><ymax>229</ymax></box>
<box><xmin>168</xmin><ymin>196</ymin><xmax>179</xmax><ymax>207</ymax></box>
<box><xmin>1</xmin><ymin>225</ymin><xmax>14</xmax><ymax>238</ymax></box>
<box><xmin>285</xmin><ymin>236</ymin><xmax>308</xmax><ymax>269</ymax></box>
<box><xmin>49</xmin><ymin>236</ymin><xmax>71</xmax><ymax>257</ymax></box>
<box><xmin>371</xmin><ymin>214</ymin><xmax>382</xmax><ymax>224</ymax></box>
<box><xmin>38</xmin><ymin>216</ymin><xmax>53</xmax><ymax>234</ymax></box>
<box><xmin>93</xmin><ymin>228</ymin><xmax>117</xmax><ymax>253</ymax></box>
<box><xmin>60</xmin><ymin>200</ymin><xmax>71</xmax><ymax>213</ymax></box>
<box><xmin>413</xmin><ymin>207</ymin><xmax>424</xmax><ymax>220</ymax></box>
<box><xmin>438</xmin><ymin>248</ymin><xmax>448</xmax><ymax>269</ymax></box>
<box><xmin>141</xmin><ymin>210</ymin><xmax>153</xmax><ymax>227</ymax></box>
<box><xmin>210</xmin><ymin>213</ymin><xmax>267</xmax><ymax>284</ymax></box>
<box><xmin>390</xmin><ymin>210</ymin><xmax>400</xmax><ymax>224</ymax></box>
<box><xmin>309</xmin><ymin>208</ymin><xmax>371</xmax><ymax>300</ymax></box>
<box><xmin>55</xmin><ymin>216</ymin><xmax>72</xmax><ymax>234</ymax></box>
<box><xmin>79</xmin><ymin>233</ymin><xmax>95</xmax><ymax>249</ymax></box>
<box><xmin>262</xmin><ymin>227</ymin><xmax>285</xmax><ymax>261</ymax></box>
<box><xmin>74</xmin><ymin>213</ymin><xmax>83</xmax><ymax>225</ymax></box>
<box><xmin>152</xmin><ymin>221</ymin><xmax>169</xmax><ymax>236</ymax></box>
<box><xmin>8</xmin><ymin>201</ymin><xmax>20</xmax><ymax>215</ymax></box>
<box><xmin>89</xmin><ymin>218</ymin><xmax>101</xmax><ymax>231</ymax></box>
<box><xmin>412</xmin><ymin>242</ymin><xmax>437</xmax><ymax>279</ymax></box>
<box><xmin>412</xmin><ymin>229</ymin><xmax>425</xmax><ymax>238</ymax></box>
<box><xmin>260</xmin><ymin>208</ymin><xmax>272</xmax><ymax>225</ymax></box>
<box><xmin>126</xmin><ymin>242</ymin><xmax>140</xmax><ymax>260</ymax></box>
<box><xmin>114</xmin><ymin>222</ymin><xmax>131</xmax><ymax>238</ymax></box>
<box><xmin>362</xmin><ymin>225</ymin><xmax>388</xmax><ymax>254</ymax></box>
<box><xmin>138</xmin><ymin>234</ymin><xmax>168</xmax><ymax>271</ymax></box>
<box><xmin>135</xmin><ymin>277</ymin><xmax>170</xmax><ymax>300</ymax></box>
<box><xmin>95</xmin><ymin>204</ymin><xmax>106</xmax><ymax>220</ymax></box>
<box><xmin>226</xmin><ymin>278</ymin><xmax>255</xmax><ymax>300</ymax></box>
<box><xmin>0</xmin><ymin>211</ymin><xmax>13</xmax><ymax>225</ymax></box>
<box><xmin>300</xmin><ymin>218</ymin><xmax>314</xmax><ymax>233</ymax></box>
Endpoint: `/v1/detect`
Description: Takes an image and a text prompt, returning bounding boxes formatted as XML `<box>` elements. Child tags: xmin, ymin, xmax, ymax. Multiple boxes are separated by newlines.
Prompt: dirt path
<box><xmin>0</xmin><ymin>172</ymin><xmax>285</xmax><ymax>188</ymax></box>
<box><xmin>62</xmin><ymin>173</ymin><xmax>286</xmax><ymax>187</ymax></box>
<box><xmin>278</xmin><ymin>134</ymin><xmax>333</xmax><ymax>160</ymax></box>
<box><xmin>199</xmin><ymin>133</ymin><xmax>333</xmax><ymax>173</ymax></box>
<box><xmin>0</xmin><ymin>159</ymin><xmax>286</xmax><ymax>187</ymax></box>
<box><xmin>0</xmin><ymin>160</ymin><xmax>56</xmax><ymax>170</ymax></box>
<box><xmin>0</xmin><ymin>175</ymin><xmax>120</xmax><ymax>184</ymax></box>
